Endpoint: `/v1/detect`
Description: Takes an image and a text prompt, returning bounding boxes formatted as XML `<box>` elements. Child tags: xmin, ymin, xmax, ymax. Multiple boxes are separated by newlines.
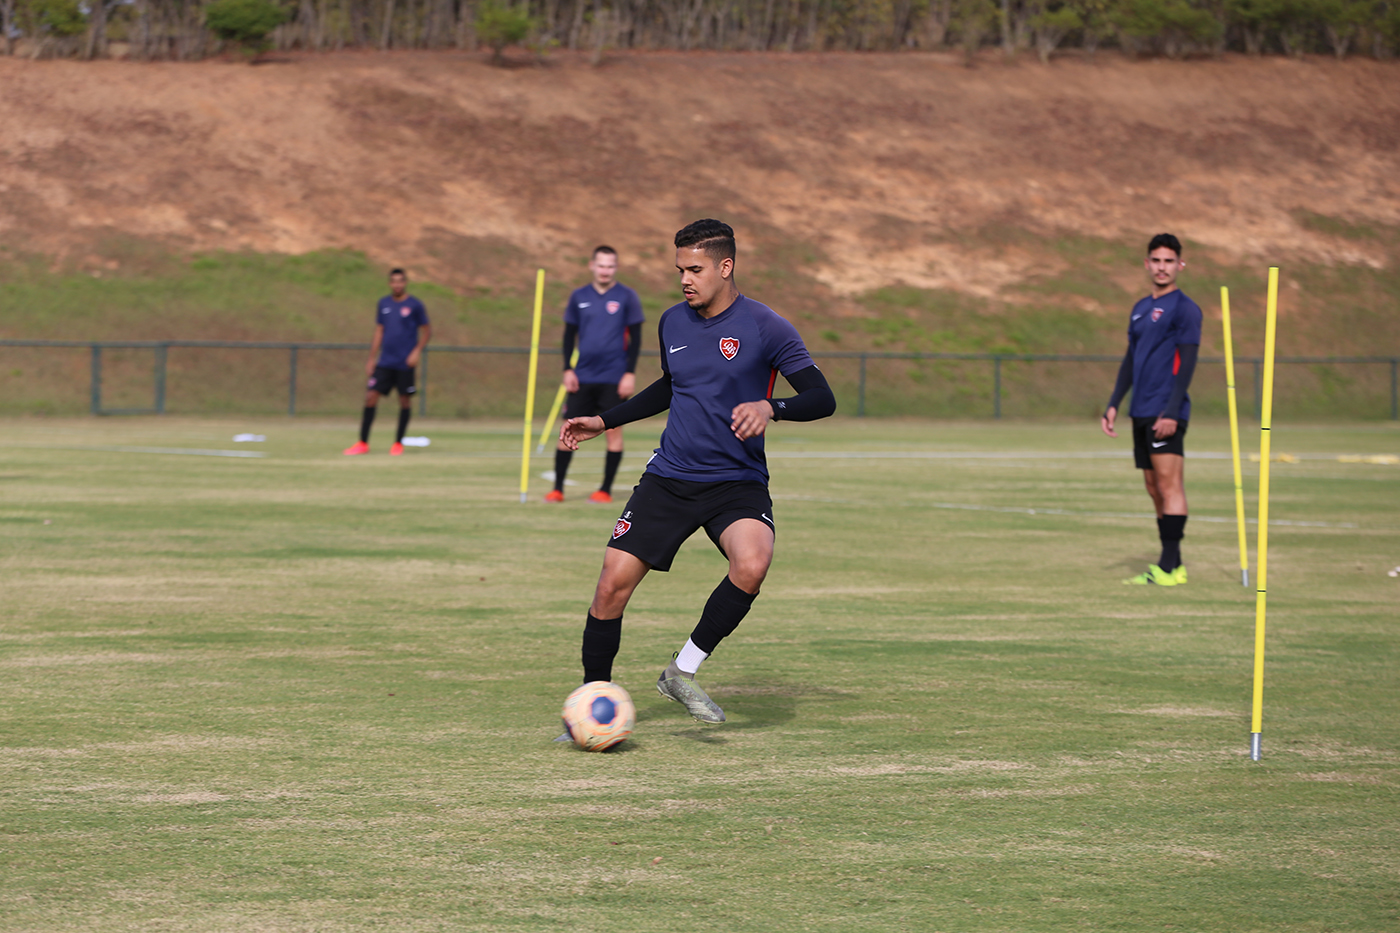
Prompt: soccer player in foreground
<box><xmin>547</xmin><ymin>246</ymin><xmax>645</xmax><ymax>504</ymax></box>
<box><xmin>343</xmin><ymin>268</ymin><xmax>431</xmax><ymax>457</ymax></box>
<box><xmin>1101</xmin><ymin>233</ymin><xmax>1202</xmax><ymax>586</ymax></box>
<box><xmin>558</xmin><ymin>219</ymin><xmax>837</xmax><ymax>724</ymax></box>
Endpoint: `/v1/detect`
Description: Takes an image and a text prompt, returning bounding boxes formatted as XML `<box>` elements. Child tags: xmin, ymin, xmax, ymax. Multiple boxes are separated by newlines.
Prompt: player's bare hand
<box><xmin>617</xmin><ymin>372</ymin><xmax>635</xmax><ymax>399</ymax></box>
<box><xmin>560</xmin><ymin>415</ymin><xmax>606</xmax><ymax>450</ymax></box>
<box><xmin>1152</xmin><ymin>416</ymin><xmax>1178</xmax><ymax>440</ymax></box>
<box><xmin>406</xmin><ymin>349</ymin><xmax>421</xmax><ymax>368</ymax></box>
<box><xmin>563</xmin><ymin>369</ymin><xmax>580</xmax><ymax>393</ymax></box>
<box><xmin>731</xmin><ymin>400</ymin><xmax>774</xmax><ymax>441</ymax></box>
<box><xmin>365</xmin><ymin>358</ymin><xmax>377</xmax><ymax>377</ymax></box>
<box><xmin>1101</xmin><ymin>407</ymin><xmax>1118</xmax><ymax>438</ymax></box>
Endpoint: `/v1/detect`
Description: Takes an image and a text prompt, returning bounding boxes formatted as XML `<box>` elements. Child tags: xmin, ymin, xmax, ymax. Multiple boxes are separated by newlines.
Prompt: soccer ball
<box><xmin>561</xmin><ymin>681</ymin><xmax>636</xmax><ymax>752</ymax></box>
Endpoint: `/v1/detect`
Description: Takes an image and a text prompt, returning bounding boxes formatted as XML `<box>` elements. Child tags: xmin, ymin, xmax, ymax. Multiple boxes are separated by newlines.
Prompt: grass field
<box><xmin>2</xmin><ymin>415</ymin><xmax>1398</xmax><ymax>932</ymax></box>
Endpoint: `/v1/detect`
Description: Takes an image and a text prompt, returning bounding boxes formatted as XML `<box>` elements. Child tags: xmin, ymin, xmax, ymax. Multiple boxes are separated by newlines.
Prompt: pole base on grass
<box><xmin>1250</xmin><ymin>732</ymin><xmax>1262</xmax><ymax>761</ymax></box>
<box><xmin>1242</xmin><ymin>568</ymin><xmax>1250</xmax><ymax>588</ymax></box>
<box><xmin>520</xmin><ymin>492</ymin><xmax>527</xmax><ymax>504</ymax></box>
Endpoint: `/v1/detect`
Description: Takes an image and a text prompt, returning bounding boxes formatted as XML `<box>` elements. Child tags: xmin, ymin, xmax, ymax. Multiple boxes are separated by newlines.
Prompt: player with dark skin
<box><xmin>364</xmin><ymin>271</ymin><xmax>430</xmax><ymax>413</ymax></box>
<box><xmin>1102</xmin><ymin>246</ymin><xmax>1188</xmax><ymax>518</ymax></box>
<box><xmin>561</xmin><ymin>244</ymin><xmax>775</xmax><ymax>619</ymax></box>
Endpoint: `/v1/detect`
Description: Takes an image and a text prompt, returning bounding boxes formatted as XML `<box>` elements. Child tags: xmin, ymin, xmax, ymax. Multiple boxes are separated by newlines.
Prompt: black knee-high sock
<box><xmin>1159</xmin><ymin>514</ymin><xmax>1187</xmax><ymax>573</ymax></box>
<box><xmin>359</xmin><ymin>406</ymin><xmax>376</xmax><ymax>443</ymax></box>
<box><xmin>689</xmin><ymin>577</ymin><xmax>759</xmax><ymax>655</ymax></box>
<box><xmin>582</xmin><ymin>613</ymin><xmax>622</xmax><ymax>683</ymax></box>
<box><xmin>601</xmin><ymin>450</ymin><xmax>623</xmax><ymax>494</ymax></box>
<box><xmin>396</xmin><ymin>408</ymin><xmax>411</xmax><ymax>443</ymax></box>
<box><xmin>554</xmin><ymin>450</ymin><xmax>573</xmax><ymax>493</ymax></box>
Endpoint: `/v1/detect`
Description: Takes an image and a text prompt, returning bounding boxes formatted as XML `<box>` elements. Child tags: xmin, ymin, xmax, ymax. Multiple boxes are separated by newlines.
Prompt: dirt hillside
<box><xmin>2</xmin><ymin>50</ymin><xmax>1398</xmax><ymax>300</ymax></box>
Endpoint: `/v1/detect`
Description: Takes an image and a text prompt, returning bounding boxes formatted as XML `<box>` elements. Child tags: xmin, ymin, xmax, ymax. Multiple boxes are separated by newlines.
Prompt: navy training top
<box><xmin>376</xmin><ymin>295</ymin><xmax>429</xmax><ymax>369</ymax></box>
<box><xmin>564</xmin><ymin>283</ymin><xmax>645</xmax><ymax>384</ymax></box>
<box><xmin>646</xmin><ymin>294</ymin><xmax>815</xmax><ymax>485</ymax></box>
<box><xmin>1126</xmin><ymin>289</ymin><xmax>1202</xmax><ymax>420</ymax></box>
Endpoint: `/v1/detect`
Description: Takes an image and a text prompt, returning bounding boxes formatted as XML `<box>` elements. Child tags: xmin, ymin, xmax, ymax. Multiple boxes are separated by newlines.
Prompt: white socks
<box><xmin>675</xmin><ymin>638</ymin><xmax>710</xmax><ymax>675</ymax></box>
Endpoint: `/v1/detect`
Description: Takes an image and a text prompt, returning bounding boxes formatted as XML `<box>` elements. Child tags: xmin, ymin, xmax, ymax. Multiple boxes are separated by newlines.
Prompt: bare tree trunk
<box><xmin>2</xmin><ymin>0</ymin><xmax>17</xmax><ymax>55</ymax></box>
<box><xmin>999</xmin><ymin>0</ymin><xmax>1011</xmax><ymax>55</ymax></box>
<box><xmin>380</xmin><ymin>0</ymin><xmax>396</xmax><ymax>48</ymax></box>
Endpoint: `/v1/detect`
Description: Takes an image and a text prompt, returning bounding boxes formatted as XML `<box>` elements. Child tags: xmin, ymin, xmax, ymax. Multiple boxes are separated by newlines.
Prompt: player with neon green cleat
<box><xmin>1123</xmin><ymin>564</ymin><xmax>1181</xmax><ymax>586</ymax></box>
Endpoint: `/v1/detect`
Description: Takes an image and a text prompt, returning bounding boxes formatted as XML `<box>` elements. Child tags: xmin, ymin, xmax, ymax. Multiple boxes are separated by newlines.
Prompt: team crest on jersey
<box><xmin>606</xmin><ymin>301</ymin><xmax>621</xmax><ymax>315</ymax></box>
<box><xmin>719</xmin><ymin>337</ymin><xmax>740</xmax><ymax>360</ymax></box>
<box><xmin>612</xmin><ymin>518</ymin><xmax>631</xmax><ymax>539</ymax></box>
<box><xmin>1151</xmin><ymin>307</ymin><xmax>1164</xmax><ymax>322</ymax></box>
<box><xmin>400</xmin><ymin>306</ymin><xmax>412</xmax><ymax>317</ymax></box>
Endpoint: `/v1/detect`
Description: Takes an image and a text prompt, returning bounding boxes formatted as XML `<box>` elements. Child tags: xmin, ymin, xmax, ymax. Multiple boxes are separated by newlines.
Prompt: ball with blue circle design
<box><xmin>562</xmin><ymin>681</ymin><xmax>636</xmax><ymax>752</ymax></box>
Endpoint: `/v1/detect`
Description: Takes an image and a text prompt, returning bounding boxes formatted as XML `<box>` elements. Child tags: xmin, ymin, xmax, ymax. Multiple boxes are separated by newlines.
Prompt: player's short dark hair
<box><xmin>592</xmin><ymin>245</ymin><xmax>617</xmax><ymax>259</ymax></box>
<box><xmin>674</xmin><ymin>219</ymin><xmax>736</xmax><ymax>265</ymax></box>
<box><xmin>388</xmin><ymin>267</ymin><xmax>407</xmax><ymax>278</ymax></box>
<box><xmin>1147</xmin><ymin>233</ymin><xmax>1182</xmax><ymax>257</ymax></box>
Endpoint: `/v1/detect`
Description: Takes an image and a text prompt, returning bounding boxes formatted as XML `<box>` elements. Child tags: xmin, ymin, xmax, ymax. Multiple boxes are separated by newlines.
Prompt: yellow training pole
<box><xmin>1221</xmin><ymin>287</ymin><xmax>1249</xmax><ymax>588</ymax></box>
<box><xmin>1250</xmin><ymin>266</ymin><xmax>1280</xmax><ymax>762</ymax></box>
<box><xmin>519</xmin><ymin>269</ymin><xmax>545</xmax><ymax>503</ymax></box>
<box><xmin>537</xmin><ymin>349</ymin><xmax>580</xmax><ymax>453</ymax></box>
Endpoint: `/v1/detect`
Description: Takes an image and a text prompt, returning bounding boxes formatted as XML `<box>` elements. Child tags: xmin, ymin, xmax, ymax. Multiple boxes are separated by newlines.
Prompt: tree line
<box><xmin>4</xmin><ymin>0</ymin><xmax>1400</xmax><ymax>62</ymax></box>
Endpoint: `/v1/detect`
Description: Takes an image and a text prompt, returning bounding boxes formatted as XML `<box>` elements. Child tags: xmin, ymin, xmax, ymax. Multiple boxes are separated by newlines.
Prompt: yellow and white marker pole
<box><xmin>1250</xmin><ymin>266</ymin><xmax>1280</xmax><ymax>762</ymax></box>
<box><xmin>519</xmin><ymin>269</ymin><xmax>545</xmax><ymax>504</ymax></box>
<box><xmin>537</xmin><ymin>348</ymin><xmax>580</xmax><ymax>453</ymax></box>
<box><xmin>1221</xmin><ymin>286</ymin><xmax>1249</xmax><ymax>588</ymax></box>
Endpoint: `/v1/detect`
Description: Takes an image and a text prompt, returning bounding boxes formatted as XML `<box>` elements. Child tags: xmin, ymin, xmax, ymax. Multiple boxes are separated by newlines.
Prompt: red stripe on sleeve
<box><xmin>1172</xmin><ymin>348</ymin><xmax>1180</xmax><ymax>376</ymax></box>
<box><xmin>766</xmin><ymin>368</ymin><xmax>778</xmax><ymax>399</ymax></box>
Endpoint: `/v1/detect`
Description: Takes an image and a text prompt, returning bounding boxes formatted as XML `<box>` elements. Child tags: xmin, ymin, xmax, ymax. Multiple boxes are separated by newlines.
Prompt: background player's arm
<box><xmin>561</xmin><ymin>323</ymin><xmax>579</xmax><ymax>393</ymax></box>
<box><xmin>617</xmin><ymin>322</ymin><xmax>643</xmax><ymax>399</ymax></box>
<box><xmin>731</xmin><ymin>365</ymin><xmax>836</xmax><ymax>441</ymax></box>
<box><xmin>366</xmin><ymin>324</ymin><xmax>384</xmax><ymax>376</ymax></box>
<box><xmin>1153</xmin><ymin>343</ymin><xmax>1199</xmax><ymax>439</ymax></box>
<box><xmin>406</xmin><ymin>324</ymin><xmax>430</xmax><ymax>368</ymax></box>
<box><xmin>1102</xmin><ymin>346</ymin><xmax>1133</xmax><ymax>437</ymax></box>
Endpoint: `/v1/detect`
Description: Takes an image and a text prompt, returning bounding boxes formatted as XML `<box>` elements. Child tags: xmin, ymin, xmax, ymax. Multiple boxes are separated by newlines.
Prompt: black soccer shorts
<box><xmin>606</xmin><ymin>472</ymin><xmax>775</xmax><ymax>572</ymax></box>
<box><xmin>1133</xmin><ymin>416</ymin><xmax>1188</xmax><ymax>469</ymax></box>
<box><xmin>565</xmin><ymin>382</ymin><xmax>623</xmax><ymax>420</ymax></box>
<box><xmin>368</xmin><ymin>366</ymin><xmax>416</xmax><ymax>397</ymax></box>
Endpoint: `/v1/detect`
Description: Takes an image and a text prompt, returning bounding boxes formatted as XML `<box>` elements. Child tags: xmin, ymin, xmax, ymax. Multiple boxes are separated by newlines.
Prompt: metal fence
<box><xmin>1</xmin><ymin>340</ymin><xmax>1396</xmax><ymax>420</ymax></box>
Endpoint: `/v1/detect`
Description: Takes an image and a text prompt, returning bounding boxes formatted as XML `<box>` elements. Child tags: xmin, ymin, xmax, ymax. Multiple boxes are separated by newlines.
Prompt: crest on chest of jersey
<box><xmin>719</xmin><ymin>337</ymin><xmax>740</xmax><ymax>360</ymax></box>
<box><xmin>606</xmin><ymin>301</ymin><xmax>621</xmax><ymax>314</ymax></box>
<box><xmin>1151</xmin><ymin>307</ymin><xmax>1164</xmax><ymax>323</ymax></box>
<box><xmin>400</xmin><ymin>306</ymin><xmax>412</xmax><ymax>317</ymax></box>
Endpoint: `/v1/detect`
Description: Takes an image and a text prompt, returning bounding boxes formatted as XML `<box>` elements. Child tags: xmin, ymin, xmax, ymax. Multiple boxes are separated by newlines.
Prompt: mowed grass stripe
<box><xmin>0</xmin><ymin>417</ymin><xmax>1397</xmax><ymax>932</ymax></box>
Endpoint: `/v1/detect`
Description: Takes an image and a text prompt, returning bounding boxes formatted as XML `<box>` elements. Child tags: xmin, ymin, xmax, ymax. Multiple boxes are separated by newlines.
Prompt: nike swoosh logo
<box><xmin>760</xmin><ymin>513</ymin><xmax>774</xmax><ymax>525</ymax></box>
<box><xmin>579</xmin><ymin>302</ymin><xmax>591</xmax><ymax>307</ymax></box>
<box><xmin>1132</xmin><ymin>315</ymin><xmax>1142</xmax><ymax>321</ymax></box>
<box><xmin>668</xmin><ymin>345</ymin><xmax>688</xmax><ymax>354</ymax></box>
<box><xmin>1152</xmin><ymin>441</ymin><xmax>1168</xmax><ymax>448</ymax></box>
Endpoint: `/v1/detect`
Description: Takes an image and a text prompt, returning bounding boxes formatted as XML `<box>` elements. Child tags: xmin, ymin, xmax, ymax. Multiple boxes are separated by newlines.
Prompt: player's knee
<box><xmin>729</xmin><ymin>555</ymin><xmax>770</xmax><ymax>593</ymax></box>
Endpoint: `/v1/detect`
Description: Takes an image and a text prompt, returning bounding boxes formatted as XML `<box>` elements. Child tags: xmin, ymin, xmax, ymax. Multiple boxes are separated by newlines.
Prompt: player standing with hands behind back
<box><xmin>1101</xmin><ymin>233</ymin><xmax>1202</xmax><ymax>586</ymax></box>
<box><xmin>547</xmin><ymin>246</ymin><xmax>645</xmax><ymax>504</ymax></box>
<box><xmin>558</xmin><ymin>220</ymin><xmax>836</xmax><ymax>726</ymax></box>
<box><xmin>344</xmin><ymin>268</ymin><xmax>431</xmax><ymax>457</ymax></box>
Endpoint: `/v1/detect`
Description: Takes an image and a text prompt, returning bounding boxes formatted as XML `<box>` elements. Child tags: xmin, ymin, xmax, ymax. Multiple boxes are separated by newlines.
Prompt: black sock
<box><xmin>689</xmin><ymin>576</ymin><xmax>759</xmax><ymax>655</ymax></box>
<box><xmin>601</xmin><ymin>450</ymin><xmax>623</xmax><ymax>494</ymax></box>
<box><xmin>1159</xmin><ymin>514</ymin><xmax>1187</xmax><ymax>573</ymax></box>
<box><xmin>554</xmin><ymin>450</ymin><xmax>573</xmax><ymax>493</ymax></box>
<box><xmin>396</xmin><ymin>408</ymin><xmax>411</xmax><ymax>443</ymax></box>
<box><xmin>582</xmin><ymin>613</ymin><xmax>622</xmax><ymax>683</ymax></box>
<box><xmin>359</xmin><ymin>406</ymin><xmax>376</xmax><ymax>443</ymax></box>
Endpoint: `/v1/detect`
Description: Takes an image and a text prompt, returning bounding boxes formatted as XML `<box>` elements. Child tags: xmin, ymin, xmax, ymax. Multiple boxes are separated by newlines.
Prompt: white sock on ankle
<box><xmin>676</xmin><ymin>639</ymin><xmax>709</xmax><ymax>675</ymax></box>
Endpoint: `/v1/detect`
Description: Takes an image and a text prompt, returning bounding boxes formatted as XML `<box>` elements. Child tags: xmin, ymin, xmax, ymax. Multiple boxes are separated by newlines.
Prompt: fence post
<box><xmin>419</xmin><ymin>347</ymin><xmax>428</xmax><ymax>416</ymax></box>
<box><xmin>154</xmin><ymin>344</ymin><xmax>168</xmax><ymax>414</ymax></box>
<box><xmin>90</xmin><ymin>345</ymin><xmax>102</xmax><ymax>415</ymax></box>
<box><xmin>288</xmin><ymin>346</ymin><xmax>298</xmax><ymax>416</ymax></box>
<box><xmin>1391</xmin><ymin>358</ymin><xmax>1397</xmax><ymax>421</ymax></box>
<box><xmin>857</xmin><ymin>354</ymin><xmax>867</xmax><ymax>418</ymax></box>
<box><xmin>1253</xmin><ymin>358</ymin><xmax>1263</xmax><ymax>419</ymax></box>
<box><xmin>993</xmin><ymin>356</ymin><xmax>1002</xmax><ymax>419</ymax></box>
